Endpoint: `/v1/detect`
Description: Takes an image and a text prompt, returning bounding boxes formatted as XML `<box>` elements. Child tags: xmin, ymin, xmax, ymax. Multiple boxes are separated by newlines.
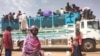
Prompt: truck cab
<box><xmin>76</xmin><ymin>19</ymin><xmax>100</xmax><ymax>51</ymax></box>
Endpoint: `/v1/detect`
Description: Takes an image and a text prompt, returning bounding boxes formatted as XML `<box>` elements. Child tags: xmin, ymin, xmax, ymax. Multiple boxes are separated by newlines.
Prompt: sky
<box><xmin>0</xmin><ymin>0</ymin><xmax>100</xmax><ymax>20</ymax></box>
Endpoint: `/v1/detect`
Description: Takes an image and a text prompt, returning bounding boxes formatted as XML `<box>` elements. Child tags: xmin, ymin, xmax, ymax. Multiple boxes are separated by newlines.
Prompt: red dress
<box><xmin>76</xmin><ymin>34</ymin><xmax>82</xmax><ymax>46</ymax></box>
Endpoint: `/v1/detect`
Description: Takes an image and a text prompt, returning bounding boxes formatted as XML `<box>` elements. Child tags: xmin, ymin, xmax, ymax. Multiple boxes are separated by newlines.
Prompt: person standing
<box><xmin>36</xmin><ymin>9</ymin><xmax>43</xmax><ymax>16</ymax></box>
<box><xmin>20</xmin><ymin>13</ymin><xmax>28</xmax><ymax>31</ymax></box>
<box><xmin>65</xmin><ymin>2</ymin><xmax>72</xmax><ymax>13</ymax></box>
<box><xmin>76</xmin><ymin>31</ymin><xmax>82</xmax><ymax>47</ymax></box>
<box><xmin>71</xmin><ymin>38</ymin><xmax>82</xmax><ymax>56</ymax></box>
<box><xmin>16</xmin><ymin>11</ymin><xmax>22</xmax><ymax>30</ymax></box>
<box><xmin>3</xmin><ymin>26</ymin><xmax>13</xmax><ymax>56</ymax></box>
<box><xmin>22</xmin><ymin>25</ymin><xmax>44</xmax><ymax>56</ymax></box>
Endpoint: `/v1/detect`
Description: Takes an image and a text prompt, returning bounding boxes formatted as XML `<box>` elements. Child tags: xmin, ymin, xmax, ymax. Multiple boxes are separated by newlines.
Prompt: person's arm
<box><xmin>79</xmin><ymin>33</ymin><xmax>83</xmax><ymax>46</ymax></box>
<box><xmin>79</xmin><ymin>37</ymin><xmax>82</xmax><ymax>45</ymax></box>
<box><xmin>71</xmin><ymin>45</ymin><xmax>74</xmax><ymax>54</ymax></box>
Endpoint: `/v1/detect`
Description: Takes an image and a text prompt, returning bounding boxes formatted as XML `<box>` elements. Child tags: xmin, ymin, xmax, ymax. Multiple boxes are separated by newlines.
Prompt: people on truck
<box><xmin>20</xmin><ymin>13</ymin><xmax>28</xmax><ymax>32</ymax></box>
<box><xmin>65</xmin><ymin>2</ymin><xmax>72</xmax><ymax>13</ymax></box>
<box><xmin>37</xmin><ymin>9</ymin><xmax>43</xmax><ymax>16</ymax></box>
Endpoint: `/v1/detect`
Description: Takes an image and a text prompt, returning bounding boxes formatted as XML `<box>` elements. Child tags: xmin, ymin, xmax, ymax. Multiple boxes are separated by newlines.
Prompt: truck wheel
<box><xmin>82</xmin><ymin>39</ymin><xmax>96</xmax><ymax>52</ymax></box>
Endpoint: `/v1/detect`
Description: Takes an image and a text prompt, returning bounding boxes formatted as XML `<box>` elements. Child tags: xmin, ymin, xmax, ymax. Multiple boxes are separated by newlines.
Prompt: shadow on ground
<box><xmin>95</xmin><ymin>48</ymin><xmax>100</xmax><ymax>52</ymax></box>
<box><xmin>12</xmin><ymin>47</ymin><xmax>71</xmax><ymax>51</ymax></box>
<box><xmin>12</xmin><ymin>49</ymin><xmax>21</xmax><ymax>51</ymax></box>
<box><xmin>13</xmin><ymin>48</ymin><xmax>100</xmax><ymax>53</ymax></box>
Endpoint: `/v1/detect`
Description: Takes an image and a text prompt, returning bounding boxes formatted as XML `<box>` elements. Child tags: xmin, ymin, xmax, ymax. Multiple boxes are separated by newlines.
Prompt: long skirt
<box><xmin>72</xmin><ymin>45</ymin><xmax>82</xmax><ymax>56</ymax></box>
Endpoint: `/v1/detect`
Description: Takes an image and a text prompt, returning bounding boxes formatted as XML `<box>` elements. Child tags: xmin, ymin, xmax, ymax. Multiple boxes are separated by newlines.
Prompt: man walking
<box><xmin>3</xmin><ymin>26</ymin><xmax>13</xmax><ymax>56</ymax></box>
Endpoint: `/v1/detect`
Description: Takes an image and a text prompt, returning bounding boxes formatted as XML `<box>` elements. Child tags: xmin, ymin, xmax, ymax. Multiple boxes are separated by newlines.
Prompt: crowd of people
<box><xmin>2</xmin><ymin>11</ymin><xmax>21</xmax><ymax>21</ymax></box>
<box><xmin>36</xmin><ymin>2</ymin><xmax>96</xmax><ymax>20</ymax></box>
<box><xmin>2</xmin><ymin>11</ymin><xmax>28</xmax><ymax>31</ymax></box>
<box><xmin>36</xmin><ymin>2</ymin><xmax>81</xmax><ymax>17</ymax></box>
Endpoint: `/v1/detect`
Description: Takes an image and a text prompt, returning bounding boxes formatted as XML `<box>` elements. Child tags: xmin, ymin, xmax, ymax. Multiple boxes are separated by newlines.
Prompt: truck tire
<box><xmin>82</xmin><ymin>39</ymin><xmax>96</xmax><ymax>52</ymax></box>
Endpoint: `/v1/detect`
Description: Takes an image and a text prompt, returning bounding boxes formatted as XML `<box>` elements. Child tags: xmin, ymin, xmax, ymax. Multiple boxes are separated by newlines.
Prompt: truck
<box><xmin>1</xmin><ymin>10</ymin><xmax>100</xmax><ymax>52</ymax></box>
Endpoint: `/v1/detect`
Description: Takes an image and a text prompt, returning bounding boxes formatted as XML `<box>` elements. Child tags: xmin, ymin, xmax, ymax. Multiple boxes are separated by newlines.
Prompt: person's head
<box><xmin>70</xmin><ymin>37</ymin><xmax>73</xmax><ymax>42</ymax></box>
<box><xmin>29</xmin><ymin>16</ymin><xmax>32</xmax><ymax>18</ymax></box>
<box><xmin>13</xmin><ymin>12</ymin><xmax>15</xmax><ymax>15</ymax></box>
<box><xmin>67</xmin><ymin>2</ymin><xmax>69</xmax><ymax>6</ymax></box>
<box><xmin>71</xmin><ymin>37</ymin><xmax>73</xmax><ymax>40</ymax></box>
<box><xmin>18</xmin><ymin>10</ymin><xmax>21</xmax><ymax>13</ymax></box>
<box><xmin>72</xmin><ymin>4</ymin><xmax>76</xmax><ymax>8</ymax></box>
<box><xmin>29</xmin><ymin>25</ymin><xmax>39</xmax><ymax>36</ymax></box>
<box><xmin>6</xmin><ymin>26</ymin><xmax>12</xmax><ymax>31</ymax></box>
<box><xmin>90</xmin><ymin>11</ymin><xmax>93</xmax><ymax>14</ymax></box>
<box><xmin>38</xmin><ymin>9</ymin><xmax>42</xmax><ymax>11</ymax></box>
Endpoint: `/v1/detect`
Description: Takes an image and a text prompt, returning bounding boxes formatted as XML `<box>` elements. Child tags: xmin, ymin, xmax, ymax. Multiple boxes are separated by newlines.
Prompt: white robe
<box><xmin>20</xmin><ymin>14</ymin><xmax>28</xmax><ymax>30</ymax></box>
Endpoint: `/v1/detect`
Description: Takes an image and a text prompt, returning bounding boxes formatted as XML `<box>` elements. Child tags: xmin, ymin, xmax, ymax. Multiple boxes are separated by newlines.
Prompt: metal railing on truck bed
<box><xmin>1</xmin><ymin>12</ymin><xmax>80</xmax><ymax>30</ymax></box>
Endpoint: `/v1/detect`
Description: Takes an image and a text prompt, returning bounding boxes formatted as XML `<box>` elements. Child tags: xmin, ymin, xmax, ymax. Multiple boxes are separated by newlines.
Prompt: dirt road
<box><xmin>1</xmin><ymin>44</ymin><xmax>100</xmax><ymax>56</ymax></box>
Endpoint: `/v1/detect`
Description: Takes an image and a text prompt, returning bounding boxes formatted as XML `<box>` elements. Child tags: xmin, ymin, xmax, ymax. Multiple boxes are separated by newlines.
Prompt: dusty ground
<box><xmin>1</xmin><ymin>44</ymin><xmax>100</xmax><ymax>56</ymax></box>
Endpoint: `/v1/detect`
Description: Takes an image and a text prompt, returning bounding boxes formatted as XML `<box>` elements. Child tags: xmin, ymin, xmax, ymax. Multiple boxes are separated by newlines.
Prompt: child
<box><xmin>71</xmin><ymin>38</ymin><xmax>82</xmax><ymax>56</ymax></box>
